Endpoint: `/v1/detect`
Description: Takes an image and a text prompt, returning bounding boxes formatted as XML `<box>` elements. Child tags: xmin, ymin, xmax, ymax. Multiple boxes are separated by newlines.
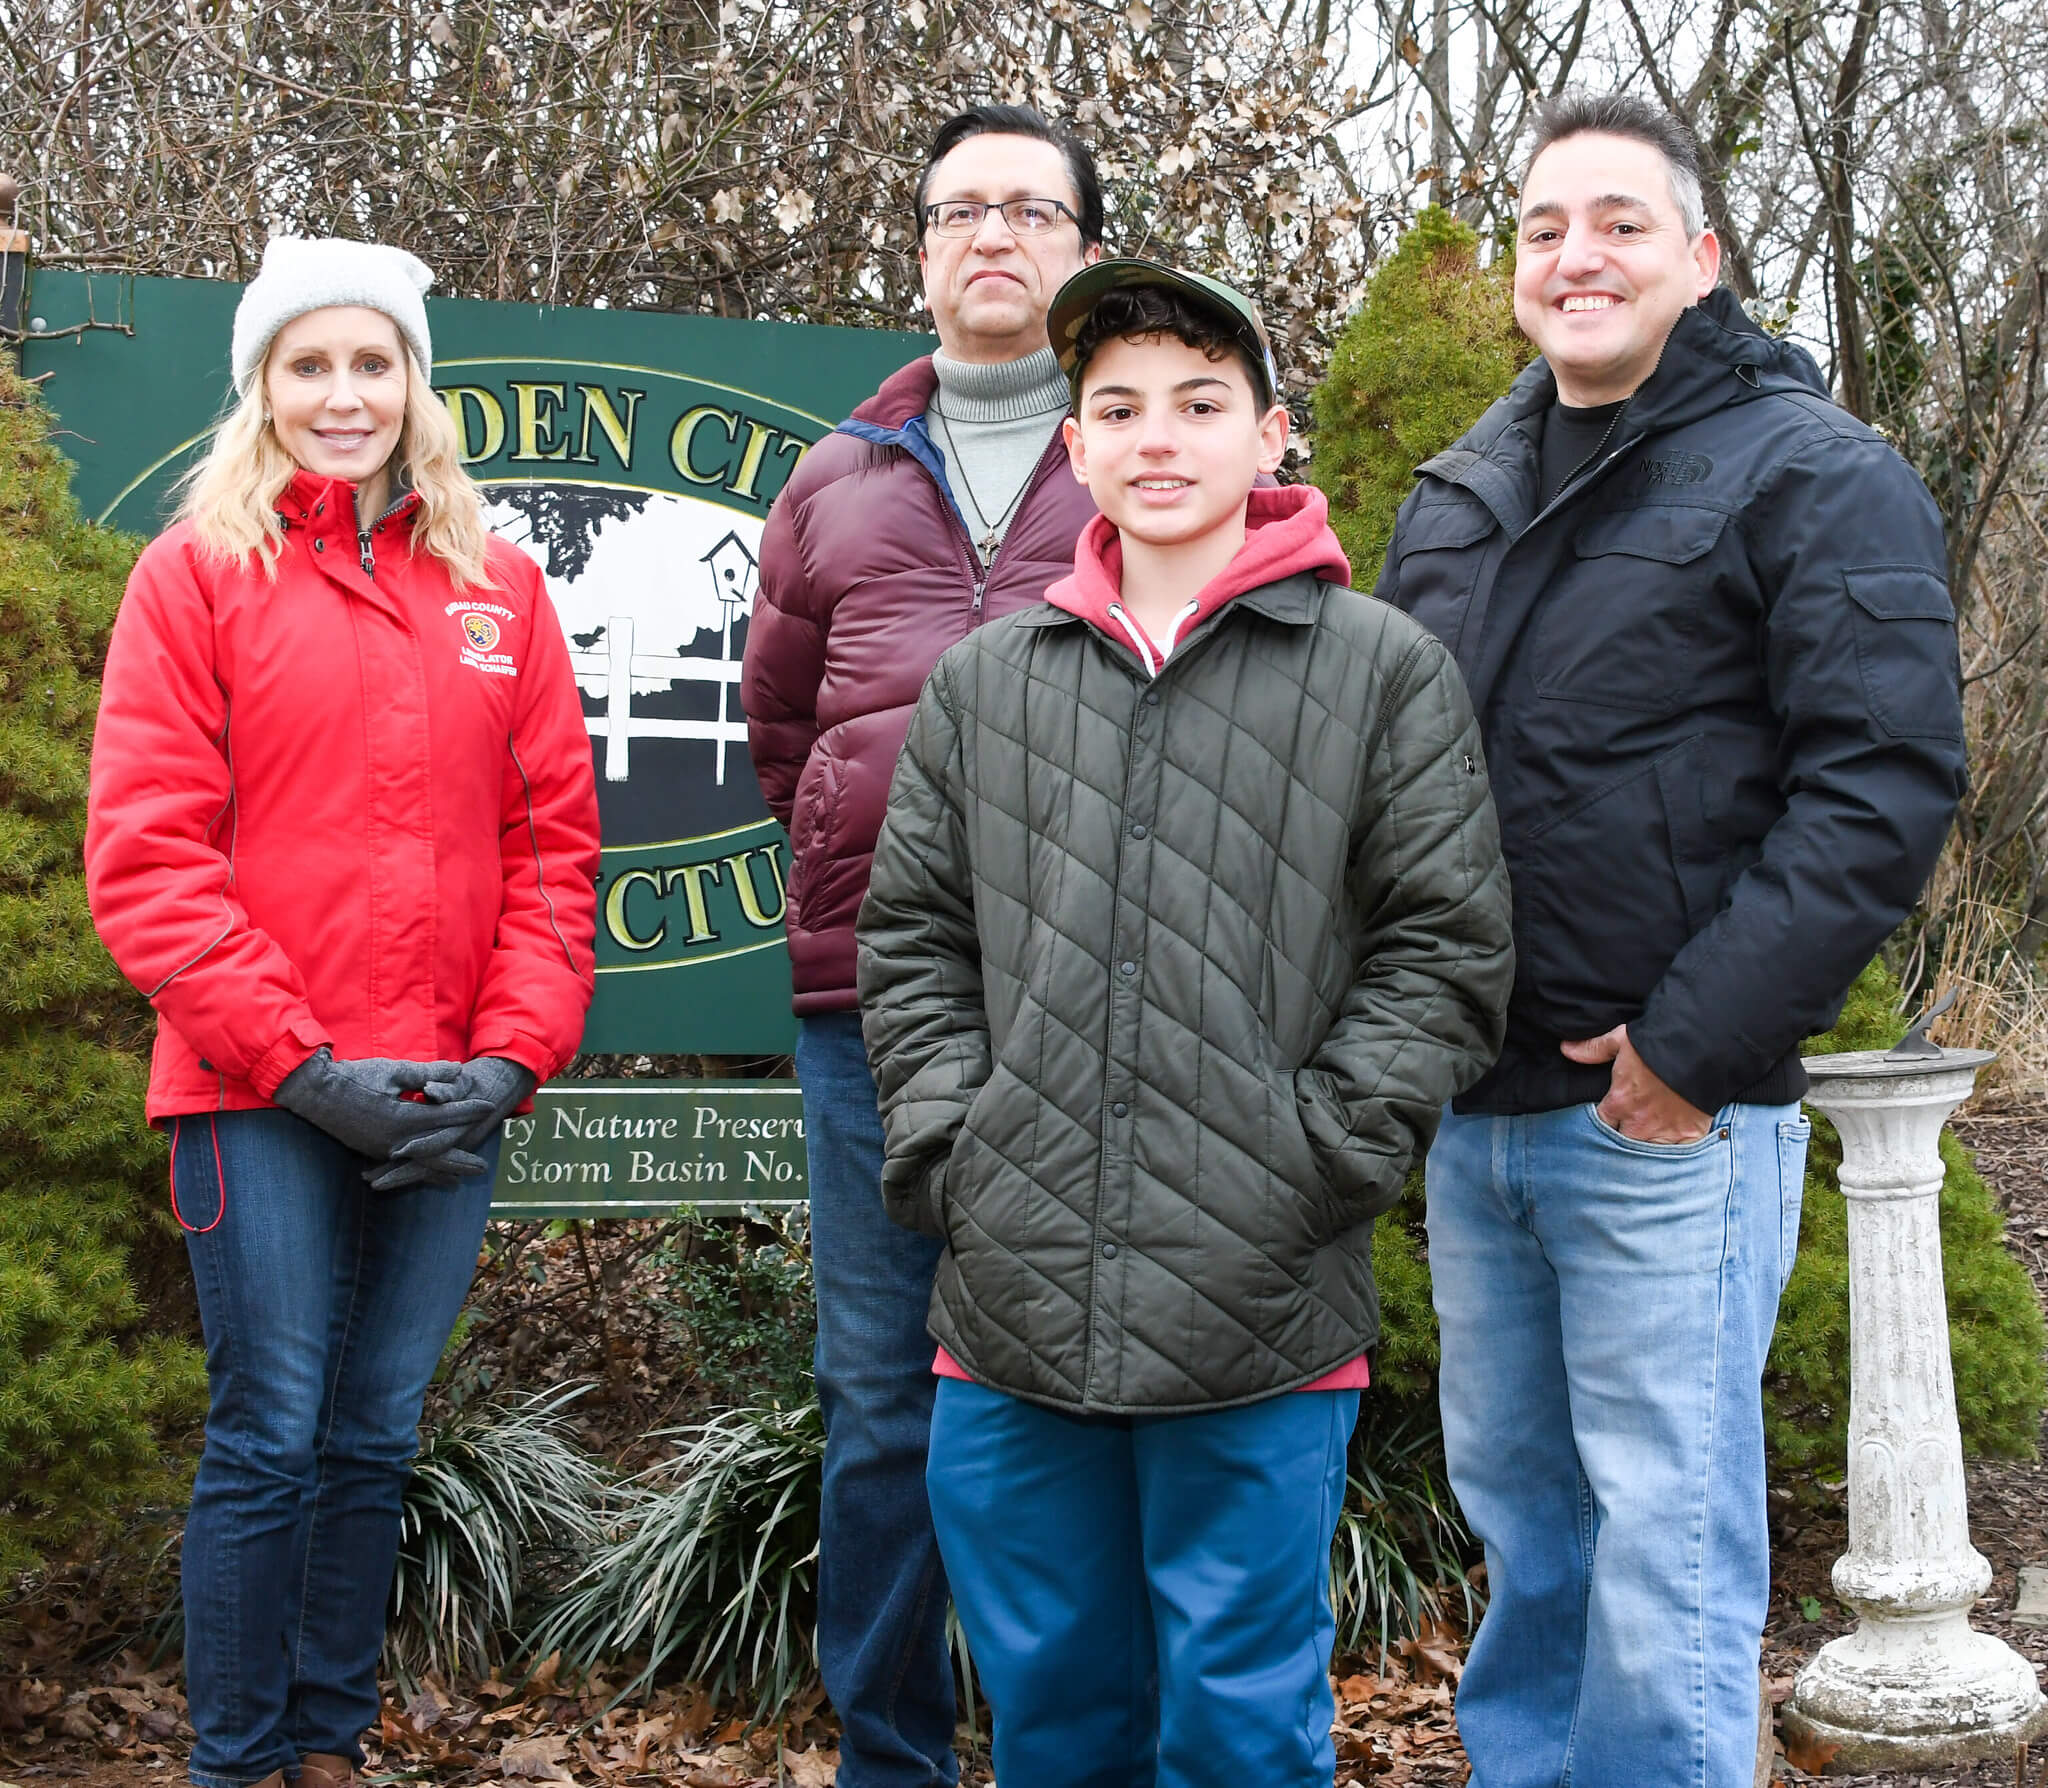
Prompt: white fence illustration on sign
<box><xmin>486</xmin><ymin>488</ymin><xmax>763</xmax><ymax>787</ymax></box>
<box><xmin>568</xmin><ymin>605</ymin><xmax>747</xmax><ymax>784</ymax></box>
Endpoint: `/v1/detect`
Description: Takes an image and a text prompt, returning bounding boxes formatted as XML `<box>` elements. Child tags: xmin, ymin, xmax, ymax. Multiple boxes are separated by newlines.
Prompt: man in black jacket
<box><xmin>1377</xmin><ymin>93</ymin><xmax>1967</xmax><ymax>1788</ymax></box>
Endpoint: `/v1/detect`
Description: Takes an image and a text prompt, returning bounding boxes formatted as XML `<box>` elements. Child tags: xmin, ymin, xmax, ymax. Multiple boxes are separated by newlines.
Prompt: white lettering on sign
<box><xmin>492</xmin><ymin>1085</ymin><xmax>809</xmax><ymax>1212</ymax></box>
<box><xmin>552</xmin><ymin>1104</ymin><xmax>683</xmax><ymax>1141</ymax></box>
<box><xmin>627</xmin><ymin>1152</ymin><xmax>733</xmax><ymax>1184</ymax></box>
<box><xmin>502</xmin><ymin>1153</ymin><xmax>613</xmax><ymax>1185</ymax></box>
<box><xmin>692</xmin><ymin>1106</ymin><xmax>806</xmax><ymax>1140</ymax></box>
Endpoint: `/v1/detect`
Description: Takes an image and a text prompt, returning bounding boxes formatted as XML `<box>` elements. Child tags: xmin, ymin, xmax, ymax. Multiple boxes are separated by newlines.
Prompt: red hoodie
<box><xmin>936</xmin><ymin>480</ymin><xmax>1371</xmax><ymax>1396</ymax></box>
<box><xmin>1043</xmin><ymin>483</ymin><xmax>1353</xmax><ymax>674</ymax></box>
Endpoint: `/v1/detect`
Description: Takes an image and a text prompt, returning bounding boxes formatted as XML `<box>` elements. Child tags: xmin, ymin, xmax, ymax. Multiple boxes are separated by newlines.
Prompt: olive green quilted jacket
<box><xmin>856</xmin><ymin>574</ymin><xmax>1513</xmax><ymax>1414</ymax></box>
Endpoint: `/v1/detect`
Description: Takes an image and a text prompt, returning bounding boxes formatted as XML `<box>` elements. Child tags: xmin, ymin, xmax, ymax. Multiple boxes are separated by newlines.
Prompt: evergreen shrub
<box><xmin>0</xmin><ymin>363</ymin><xmax>206</xmax><ymax>1582</ymax></box>
<box><xmin>1309</xmin><ymin>205</ymin><xmax>1532</xmax><ymax>583</ymax></box>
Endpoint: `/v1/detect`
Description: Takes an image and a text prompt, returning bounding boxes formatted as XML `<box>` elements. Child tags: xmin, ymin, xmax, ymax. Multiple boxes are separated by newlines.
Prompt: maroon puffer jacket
<box><xmin>743</xmin><ymin>355</ymin><xmax>1097</xmax><ymax>1014</ymax></box>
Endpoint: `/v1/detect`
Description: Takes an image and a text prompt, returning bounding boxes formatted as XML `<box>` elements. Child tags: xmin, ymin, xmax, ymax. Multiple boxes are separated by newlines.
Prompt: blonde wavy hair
<box><xmin>177</xmin><ymin>340</ymin><xmax>492</xmax><ymax>591</ymax></box>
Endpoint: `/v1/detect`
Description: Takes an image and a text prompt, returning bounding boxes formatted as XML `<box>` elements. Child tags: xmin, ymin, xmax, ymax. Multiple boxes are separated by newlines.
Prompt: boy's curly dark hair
<box><xmin>1068</xmin><ymin>286</ymin><xmax>1270</xmax><ymax>410</ymax></box>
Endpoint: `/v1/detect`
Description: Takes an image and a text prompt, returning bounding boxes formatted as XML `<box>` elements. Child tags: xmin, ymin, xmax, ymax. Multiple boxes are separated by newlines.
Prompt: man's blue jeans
<box><xmin>796</xmin><ymin>1013</ymin><xmax>956</xmax><ymax>1788</ymax></box>
<box><xmin>927</xmin><ymin>1378</ymin><xmax>1357</xmax><ymax>1788</ymax></box>
<box><xmin>1427</xmin><ymin>1100</ymin><xmax>1808</xmax><ymax>1788</ymax></box>
<box><xmin>173</xmin><ymin>1108</ymin><xmax>495</xmax><ymax>1788</ymax></box>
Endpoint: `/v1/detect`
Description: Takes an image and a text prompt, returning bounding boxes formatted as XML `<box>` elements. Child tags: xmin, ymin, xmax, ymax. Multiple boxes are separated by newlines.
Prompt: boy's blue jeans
<box><xmin>174</xmin><ymin>1108</ymin><xmax>495</xmax><ymax>1788</ymax></box>
<box><xmin>1426</xmin><ymin>1099</ymin><xmax>1808</xmax><ymax>1788</ymax></box>
<box><xmin>927</xmin><ymin>1376</ymin><xmax>1358</xmax><ymax>1788</ymax></box>
<box><xmin>796</xmin><ymin>1013</ymin><xmax>957</xmax><ymax>1788</ymax></box>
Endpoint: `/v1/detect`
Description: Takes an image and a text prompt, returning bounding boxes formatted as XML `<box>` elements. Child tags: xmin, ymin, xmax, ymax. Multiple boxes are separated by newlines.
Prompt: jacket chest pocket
<box><xmin>1391</xmin><ymin>500</ymin><xmax>1496</xmax><ymax>653</ymax></box>
<box><xmin>1532</xmin><ymin>504</ymin><xmax>1733</xmax><ymax>712</ymax></box>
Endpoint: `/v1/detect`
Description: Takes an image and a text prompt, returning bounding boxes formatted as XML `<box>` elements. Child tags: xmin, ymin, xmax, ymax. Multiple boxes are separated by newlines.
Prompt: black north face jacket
<box><xmin>1377</xmin><ymin>288</ymin><xmax>1968</xmax><ymax>1116</ymax></box>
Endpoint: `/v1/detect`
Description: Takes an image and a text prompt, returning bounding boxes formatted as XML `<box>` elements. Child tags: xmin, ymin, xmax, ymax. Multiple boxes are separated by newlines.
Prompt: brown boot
<box><xmin>251</xmin><ymin>1775</ymin><xmax>287</xmax><ymax>1788</ymax></box>
<box><xmin>297</xmin><ymin>1757</ymin><xmax>356</xmax><ymax>1788</ymax></box>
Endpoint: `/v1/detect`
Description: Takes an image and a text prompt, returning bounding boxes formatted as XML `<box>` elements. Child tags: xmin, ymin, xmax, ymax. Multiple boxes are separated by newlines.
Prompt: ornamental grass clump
<box><xmin>385</xmin><ymin>1384</ymin><xmax>616</xmax><ymax>1686</ymax></box>
<box><xmin>1330</xmin><ymin>1397</ymin><xmax>1478</xmax><ymax>1657</ymax></box>
<box><xmin>0</xmin><ymin>362</ymin><xmax>206</xmax><ymax>1585</ymax></box>
<box><xmin>526</xmin><ymin>1397</ymin><xmax>824</xmax><ymax>1712</ymax></box>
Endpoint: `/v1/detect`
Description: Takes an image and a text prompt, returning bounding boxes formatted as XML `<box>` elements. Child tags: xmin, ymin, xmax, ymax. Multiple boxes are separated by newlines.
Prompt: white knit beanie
<box><xmin>231</xmin><ymin>237</ymin><xmax>435</xmax><ymax>396</ymax></box>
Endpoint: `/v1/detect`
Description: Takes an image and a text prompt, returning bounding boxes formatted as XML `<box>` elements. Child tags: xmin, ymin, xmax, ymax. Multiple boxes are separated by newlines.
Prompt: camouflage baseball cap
<box><xmin>1048</xmin><ymin>258</ymin><xmax>1280</xmax><ymax>409</ymax></box>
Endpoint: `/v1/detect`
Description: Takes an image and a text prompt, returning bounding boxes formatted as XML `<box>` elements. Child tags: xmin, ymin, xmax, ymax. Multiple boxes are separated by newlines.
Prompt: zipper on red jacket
<box><xmin>351</xmin><ymin>488</ymin><xmax>415</xmax><ymax>579</ymax></box>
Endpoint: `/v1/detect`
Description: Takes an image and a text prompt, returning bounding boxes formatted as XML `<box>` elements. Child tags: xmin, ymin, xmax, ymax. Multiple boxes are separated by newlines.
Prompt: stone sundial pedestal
<box><xmin>1780</xmin><ymin>1035</ymin><xmax>2048</xmax><ymax>1771</ymax></box>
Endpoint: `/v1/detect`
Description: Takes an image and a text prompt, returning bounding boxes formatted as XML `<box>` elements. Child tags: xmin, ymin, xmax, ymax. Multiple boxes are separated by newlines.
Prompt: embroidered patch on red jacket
<box><xmin>448</xmin><ymin>601</ymin><xmax>519</xmax><ymax>677</ymax></box>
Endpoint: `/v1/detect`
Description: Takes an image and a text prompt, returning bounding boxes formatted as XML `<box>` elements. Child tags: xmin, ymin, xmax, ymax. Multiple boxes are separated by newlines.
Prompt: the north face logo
<box><xmin>1643</xmin><ymin>452</ymin><xmax>1712</xmax><ymax>487</ymax></box>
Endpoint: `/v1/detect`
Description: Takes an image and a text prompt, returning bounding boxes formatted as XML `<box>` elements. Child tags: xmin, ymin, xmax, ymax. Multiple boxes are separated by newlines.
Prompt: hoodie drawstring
<box><xmin>1107</xmin><ymin>599</ymin><xmax>1201</xmax><ymax>679</ymax></box>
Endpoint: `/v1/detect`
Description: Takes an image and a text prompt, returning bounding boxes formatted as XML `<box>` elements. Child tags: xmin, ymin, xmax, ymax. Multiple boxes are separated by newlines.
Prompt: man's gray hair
<box><xmin>1523</xmin><ymin>91</ymin><xmax>1709</xmax><ymax>240</ymax></box>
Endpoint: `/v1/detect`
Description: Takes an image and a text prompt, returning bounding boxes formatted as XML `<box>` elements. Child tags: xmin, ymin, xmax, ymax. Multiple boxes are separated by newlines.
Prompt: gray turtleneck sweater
<box><xmin>925</xmin><ymin>346</ymin><xmax>1073</xmax><ymax>562</ymax></box>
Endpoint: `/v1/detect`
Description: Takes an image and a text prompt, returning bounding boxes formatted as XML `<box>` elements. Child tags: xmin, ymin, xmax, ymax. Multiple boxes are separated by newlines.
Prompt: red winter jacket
<box><xmin>742</xmin><ymin>355</ymin><xmax>1098</xmax><ymax>1014</ymax></box>
<box><xmin>85</xmin><ymin>470</ymin><xmax>601</xmax><ymax>1123</ymax></box>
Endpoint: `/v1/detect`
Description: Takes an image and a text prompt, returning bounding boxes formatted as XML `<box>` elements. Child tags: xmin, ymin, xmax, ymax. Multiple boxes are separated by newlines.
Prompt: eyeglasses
<box><xmin>922</xmin><ymin>197</ymin><xmax>1080</xmax><ymax>238</ymax></box>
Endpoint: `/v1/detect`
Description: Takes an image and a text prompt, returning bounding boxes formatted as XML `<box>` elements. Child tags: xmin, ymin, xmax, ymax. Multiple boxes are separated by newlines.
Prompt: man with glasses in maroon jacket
<box><xmin>740</xmin><ymin>104</ymin><xmax>1103</xmax><ymax>1788</ymax></box>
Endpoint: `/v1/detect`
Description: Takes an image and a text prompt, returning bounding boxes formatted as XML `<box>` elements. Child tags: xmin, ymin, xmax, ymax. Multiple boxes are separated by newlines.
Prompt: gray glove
<box><xmin>274</xmin><ymin>1049</ymin><xmax>493</xmax><ymax>1160</ymax></box>
<box><xmin>365</xmin><ymin>1055</ymin><xmax>536</xmax><ymax>1191</ymax></box>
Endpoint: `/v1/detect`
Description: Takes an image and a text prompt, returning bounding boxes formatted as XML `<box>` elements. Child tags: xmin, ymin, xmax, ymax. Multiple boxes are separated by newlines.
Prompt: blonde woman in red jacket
<box><xmin>84</xmin><ymin>238</ymin><xmax>600</xmax><ymax>1788</ymax></box>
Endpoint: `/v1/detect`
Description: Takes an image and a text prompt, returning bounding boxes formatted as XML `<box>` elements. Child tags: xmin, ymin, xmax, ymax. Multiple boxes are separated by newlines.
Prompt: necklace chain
<box><xmin>929</xmin><ymin>391</ymin><xmax>1066</xmax><ymax>567</ymax></box>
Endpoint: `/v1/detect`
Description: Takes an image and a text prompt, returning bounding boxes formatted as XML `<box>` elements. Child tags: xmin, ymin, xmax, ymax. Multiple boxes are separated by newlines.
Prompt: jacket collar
<box><xmin>830</xmin><ymin>356</ymin><xmax>959</xmax><ymax>513</ymax></box>
<box><xmin>273</xmin><ymin>470</ymin><xmax>424</xmax><ymax>621</ymax></box>
<box><xmin>848</xmin><ymin>354</ymin><xmax>940</xmax><ymax>430</ymax></box>
<box><xmin>276</xmin><ymin>467</ymin><xmax>420</xmax><ymax>535</ymax></box>
<box><xmin>1420</xmin><ymin>288</ymin><xmax>1829</xmax><ymax>532</ymax></box>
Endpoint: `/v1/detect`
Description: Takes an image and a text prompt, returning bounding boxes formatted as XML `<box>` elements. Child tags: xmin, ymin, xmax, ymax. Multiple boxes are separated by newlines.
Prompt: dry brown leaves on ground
<box><xmin>0</xmin><ymin>1649</ymin><xmax>191</xmax><ymax>1775</ymax></box>
<box><xmin>354</xmin><ymin>1655</ymin><xmax>845</xmax><ymax>1786</ymax></box>
<box><xmin>1331</xmin><ymin>1636</ymin><xmax>1470</xmax><ymax>1784</ymax></box>
<box><xmin>0</xmin><ymin>1651</ymin><xmax>1483</xmax><ymax>1787</ymax></box>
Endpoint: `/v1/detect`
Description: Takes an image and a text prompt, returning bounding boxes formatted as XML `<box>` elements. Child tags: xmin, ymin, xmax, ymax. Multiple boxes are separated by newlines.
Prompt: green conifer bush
<box><xmin>1309</xmin><ymin>206</ymin><xmax>1532</xmax><ymax>583</ymax></box>
<box><xmin>0</xmin><ymin>363</ymin><xmax>206</xmax><ymax>1581</ymax></box>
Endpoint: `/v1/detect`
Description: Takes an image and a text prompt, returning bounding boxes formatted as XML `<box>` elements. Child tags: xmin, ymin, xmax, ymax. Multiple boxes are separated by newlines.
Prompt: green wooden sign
<box><xmin>23</xmin><ymin>268</ymin><xmax>934</xmax><ymax>1208</ymax></box>
<box><xmin>494</xmin><ymin>1082</ymin><xmax>807</xmax><ymax>1217</ymax></box>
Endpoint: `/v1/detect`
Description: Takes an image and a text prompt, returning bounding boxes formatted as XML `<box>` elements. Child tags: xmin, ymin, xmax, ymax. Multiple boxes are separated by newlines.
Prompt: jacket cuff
<box><xmin>881</xmin><ymin>1156</ymin><xmax>949</xmax><ymax>1239</ymax></box>
<box><xmin>249</xmin><ymin>1020</ymin><xmax>333</xmax><ymax>1101</ymax></box>
<box><xmin>1627</xmin><ymin>1020</ymin><xmax>1735</xmax><ymax>1118</ymax></box>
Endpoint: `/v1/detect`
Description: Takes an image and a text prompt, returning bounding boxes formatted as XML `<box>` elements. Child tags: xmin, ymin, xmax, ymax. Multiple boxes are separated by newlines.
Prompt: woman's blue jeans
<box><xmin>172</xmin><ymin>1108</ymin><xmax>495</xmax><ymax>1788</ymax></box>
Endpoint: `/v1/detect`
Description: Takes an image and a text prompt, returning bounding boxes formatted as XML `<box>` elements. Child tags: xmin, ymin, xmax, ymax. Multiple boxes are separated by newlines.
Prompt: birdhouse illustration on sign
<box><xmin>702</xmin><ymin>530</ymin><xmax>760</xmax><ymax>673</ymax></box>
<box><xmin>703</xmin><ymin>530</ymin><xmax>760</xmax><ymax>783</ymax></box>
<box><xmin>702</xmin><ymin>530</ymin><xmax>760</xmax><ymax>613</ymax></box>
